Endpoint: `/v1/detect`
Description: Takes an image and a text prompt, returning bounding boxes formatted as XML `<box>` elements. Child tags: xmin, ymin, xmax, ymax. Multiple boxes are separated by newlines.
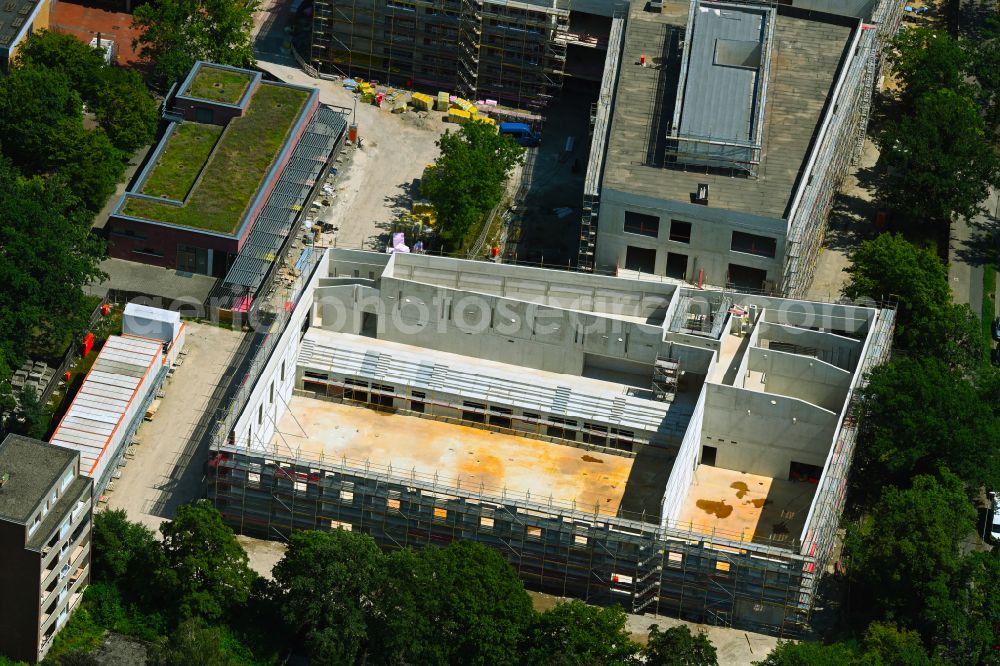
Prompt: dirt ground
<box><xmin>238</xmin><ymin>534</ymin><xmax>288</xmax><ymax>579</ymax></box>
<box><xmin>254</xmin><ymin>61</ymin><xmax>450</xmax><ymax>252</ymax></box>
<box><xmin>105</xmin><ymin>322</ymin><xmax>245</xmax><ymax>534</ymax></box>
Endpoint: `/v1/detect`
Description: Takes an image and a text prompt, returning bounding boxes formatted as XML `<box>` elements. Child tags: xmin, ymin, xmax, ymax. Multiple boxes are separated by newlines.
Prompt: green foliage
<box><xmin>843</xmin><ymin>233</ymin><xmax>948</xmax><ymax>345</ymax></box>
<box><xmin>754</xmin><ymin>640</ymin><xmax>857</xmax><ymax>666</ymax></box>
<box><xmin>0</xmin><ymin>66</ymin><xmax>82</xmax><ymax>173</ymax></box>
<box><xmin>845</xmin><ymin>471</ymin><xmax>975</xmax><ymax>639</ymax></box>
<box><xmin>15</xmin><ymin>30</ymin><xmax>107</xmax><ymax>101</ymax></box>
<box><xmin>887</xmin><ymin>29</ymin><xmax>973</xmax><ymax>111</ymax></box>
<box><xmin>967</xmin><ymin>16</ymin><xmax>1000</xmax><ymax>134</ymax></box>
<box><xmin>420</xmin><ymin>122</ymin><xmax>524</xmax><ymax>251</ymax></box>
<box><xmin>855</xmin><ymin>357</ymin><xmax>1000</xmax><ymax>495</ymax></box>
<box><xmin>40</xmin><ymin>607</ymin><xmax>105</xmax><ymax>665</ymax></box>
<box><xmin>271</xmin><ymin>529</ymin><xmax>385</xmax><ymax>664</ymax></box>
<box><xmin>132</xmin><ymin>0</ymin><xmax>260</xmax><ymax>88</ymax></box>
<box><xmin>0</xmin><ymin>158</ymin><xmax>106</xmax><ymax>361</ymax></box>
<box><xmin>91</xmin><ymin>67</ymin><xmax>160</xmax><ymax>154</ymax></box>
<box><xmin>147</xmin><ymin>618</ymin><xmax>252</xmax><ymax>666</ymax></box>
<box><xmin>523</xmin><ymin>601</ymin><xmax>639</xmax><ymax>666</ymax></box>
<box><xmin>47</xmin><ymin>120</ymin><xmax>125</xmax><ymax>212</ymax></box>
<box><xmin>854</xmin><ymin>622</ymin><xmax>933</xmax><ymax>666</ymax></box>
<box><xmin>91</xmin><ymin>511</ymin><xmax>161</xmax><ymax>592</ymax></box>
<box><xmin>5</xmin><ymin>385</ymin><xmax>51</xmax><ymax>440</ymax></box>
<box><xmin>876</xmin><ymin>88</ymin><xmax>1000</xmax><ymax>225</ymax></box>
<box><xmin>156</xmin><ymin>501</ymin><xmax>257</xmax><ymax>622</ymax></box>
<box><xmin>643</xmin><ymin>624</ymin><xmax>719</xmax><ymax>666</ymax></box>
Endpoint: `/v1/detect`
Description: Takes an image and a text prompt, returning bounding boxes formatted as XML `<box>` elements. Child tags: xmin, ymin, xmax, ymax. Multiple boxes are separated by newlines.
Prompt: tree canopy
<box><xmin>421</xmin><ymin>121</ymin><xmax>524</xmax><ymax>251</ymax></box>
<box><xmin>132</xmin><ymin>0</ymin><xmax>260</xmax><ymax>88</ymax></box>
<box><xmin>887</xmin><ymin>29</ymin><xmax>973</xmax><ymax>111</ymax></box>
<box><xmin>523</xmin><ymin>601</ymin><xmax>639</xmax><ymax>666</ymax></box>
<box><xmin>643</xmin><ymin>624</ymin><xmax>719</xmax><ymax>666</ymax></box>
<box><xmin>156</xmin><ymin>501</ymin><xmax>258</xmax><ymax>622</ymax></box>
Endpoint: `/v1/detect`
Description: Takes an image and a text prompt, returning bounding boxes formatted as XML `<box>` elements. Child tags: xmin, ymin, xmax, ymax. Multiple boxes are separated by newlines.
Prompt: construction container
<box><xmin>447</xmin><ymin>108</ymin><xmax>472</xmax><ymax>123</ymax></box>
<box><xmin>436</xmin><ymin>92</ymin><xmax>450</xmax><ymax>111</ymax></box>
<box><xmin>452</xmin><ymin>98</ymin><xmax>476</xmax><ymax>113</ymax></box>
<box><xmin>411</xmin><ymin>92</ymin><xmax>434</xmax><ymax>111</ymax></box>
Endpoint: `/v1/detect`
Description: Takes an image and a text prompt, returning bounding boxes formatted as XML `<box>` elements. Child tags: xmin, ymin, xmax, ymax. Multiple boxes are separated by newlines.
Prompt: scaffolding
<box><xmin>652</xmin><ymin>357</ymin><xmax>680</xmax><ymax>402</ymax></box>
<box><xmin>208</xmin><ymin>434</ymin><xmax>820</xmax><ymax>636</ymax></box>
<box><xmin>310</xmin><ymin>0</ymin><xmax>569</xmax><ymax>108</ymax></box>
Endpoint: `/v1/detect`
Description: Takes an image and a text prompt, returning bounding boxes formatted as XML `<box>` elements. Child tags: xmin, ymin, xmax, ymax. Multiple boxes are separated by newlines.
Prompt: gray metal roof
<box><xmin>220</xmin><ymin>106</ymin><xmax>348</xmax><ymax>297</ymax></box>
<box><xmin>0</xmin><ymin>434</ymin><xmax>77</xmax><ymax>524</ymax></box>
<box><xmin>675</xmin><ymin>2</ymin><xmax>770</xmax><ymax>145</ymax></box>
<box><xmin>0</xmin><ymin>0</ymin><xmax>39</xmax><ymax>49</ymax></box>
<box><xmin>49</xmin><ymin>335</ymin><xmax>162</xmax><ymax>484</ymax></box>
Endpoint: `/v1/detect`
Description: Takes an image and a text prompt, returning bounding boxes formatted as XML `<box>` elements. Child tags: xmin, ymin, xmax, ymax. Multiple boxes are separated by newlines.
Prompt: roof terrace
<box><xmin>182</xmin><ymin>64</ymin><xmax>254</xmax><ymax>104</ymax></box>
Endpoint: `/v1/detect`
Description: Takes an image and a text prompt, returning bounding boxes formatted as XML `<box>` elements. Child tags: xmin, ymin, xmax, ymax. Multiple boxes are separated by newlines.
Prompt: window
<box><xmin>410</xmin><ymin>390</ymin><xmax>426</xmax><ymax>414</ymax></box>
<box><xmin>433</xmin><ymin>507</ymin><xmax>448</xmax><ymax>520</ymax></box>
<box><xmin>669</xmin><ymin>220</ymin><xmax>692</xmax><ymax>243</ymax></box>
<box><xmin>133</xmin><ymin>247</ymin><xmax>164</xmax><ymax>257</ymax></box>
<box><xmin>526</xmin><ymin>525</ymin><xmax>542</xmax><ymax>539</ymax></box>
<box><xmin>488</xmin><ymin>406</ymin><xmax>512</xmax><ymax>429</ymax></box>
<box><xmin>344</xmin><ymin>378</ymin><xmax>368</xmax><ymax>402</ymax></box>
<box><xmin>480</xmin><ymin>515</ymin><xmax>495</xmax><ymax>529</ymax></box>
<box><xmin>280</xmin><ymin>360</ymin><xmax>286</xmax><ymax>383</ymax></box>
<box><xmin>371</xmin><ymin>383</ymin><xmax>395</xmax><ymax>407</ymax></box>
<box><xmin>258</xmin><ymin>404</ymin><xmax>263</xmax><ymax>425</ymax></box>
<box><xmin>665</xmin><ymin>252</ymin><xmax>688</xmax><ymax>280</ymax></box>
<box><xmin>583</xmin><ymin>423</ymin><xmax>608</xmax><ymax>446</ymax></box>
<box><xmin>731</xmin><ymin>231</ymin><xmax>777</xmax><ymax>258</ymax></box>
<box><xmin>623</xmin><ymin>211</ymin><xmax>660</xmax><ymax>237</ymax></box>
<box><xmin>269</xmin><ymin>382</ymin><xmax>274</xmax><ymax>404</ymax></box>
<box><xmin>462</xmin><ymin>401</ymin><xmax>486</xmax><ymax>424</ymax></box>
<box><xmin>624</xmin><ymin>246</ymin><xmax>656</xmax><ymax>273</ymax></box>
<box><xmin>547</xmin><ymin>417</ymin><xmax>577</xmax><ymax>441</ymax></box>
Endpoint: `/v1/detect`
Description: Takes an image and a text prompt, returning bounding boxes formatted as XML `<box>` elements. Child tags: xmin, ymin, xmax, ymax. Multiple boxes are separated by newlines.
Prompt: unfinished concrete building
<box><xmin>206</xmin><ymin>248</ymin><xmax>893</xmax><ymax>635</ymax></box>
<box><xmin>308</xmin><ymin>0</ymin><xmax>574</xmax><ymax>107</ymax></box>
<box><xmin>579</xmin><ymin>0</ymin><xmax>903</xmax><ymax>296</ymax></box>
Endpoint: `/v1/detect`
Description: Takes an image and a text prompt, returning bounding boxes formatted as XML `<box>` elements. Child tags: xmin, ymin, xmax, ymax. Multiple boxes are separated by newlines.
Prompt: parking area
<box><xmin>105</xmin><ymin>322</ymin><xmax>245</xmax><ymax>533</ymax></box>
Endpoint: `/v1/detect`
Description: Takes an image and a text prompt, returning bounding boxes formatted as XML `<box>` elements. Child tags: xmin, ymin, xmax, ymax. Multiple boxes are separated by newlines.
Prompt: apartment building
<box><xmin>0</xmin><ymin>435</ymin><xmax>93</xmax><ymax>664</ymax></box>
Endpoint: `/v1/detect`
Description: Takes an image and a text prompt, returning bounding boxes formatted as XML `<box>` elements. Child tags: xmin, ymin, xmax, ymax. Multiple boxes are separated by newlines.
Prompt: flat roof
<box><xmin>119</xmin><ymin>81</ymin><xmax>312</xmax><ymax>235</ymax></box>
<box><xmin>49</xmin><ymin>335</ymin><xmax>162</xmax><ymax>483</ymax></box>
<box><xmin>272</xmin><ymin>395</ymin><xmax>634</xmax><ymax>516</ymax></box>
<box><xmin>675</xmin><ymin>465</ymin><xmax>815</xmax><ymax>547</ymax></box>
<box><xmin>675</xmin><ymin>2</ymin><xmax>769</xmax><ymax>146</ymax></box>
<box><xmin>0</xmin><ymin>435</ymin><xmax>76</xmax><ymax>524</ymax></box>
<box><xmin>182</xmin><ymin>64</ymin><xmax>254</xmax><ymax>104</ymax></box>
<box><xmin>602</xmin><ymin>0</ymin><xmax>854</xmax><ymax>219</ymax></box>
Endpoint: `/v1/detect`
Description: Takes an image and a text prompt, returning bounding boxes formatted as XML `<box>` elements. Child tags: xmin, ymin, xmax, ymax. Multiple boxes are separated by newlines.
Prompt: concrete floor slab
<box><xmin>273</xmin><ymin>395</ymin><xmax>635</xmax><ymax>516</ymax></box>
<box><xmin>86</xmin><ymin>258</ymin><xmax>218</xmax><ymax>306</ymax></box>
<box><xmin>677</xmin><ymin>465</ymin><xmax>814</xmax><ymax>547</ymax></box>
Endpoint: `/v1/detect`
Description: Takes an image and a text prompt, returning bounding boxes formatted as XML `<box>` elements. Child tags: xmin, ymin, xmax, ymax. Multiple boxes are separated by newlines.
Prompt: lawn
<box><xmin>139</xmin><ymin>123</ymin><xmax>223</xmax><ymax>200</ymax></box>
<box><xmin>122</xmin><ymin>84</ymin><xmax>310</xmax><ymax>234</ymax></box>
<box><xmin>184</xmin><ymin>65</ymin><xmax>253</xmax><ymax>104</ymax></box>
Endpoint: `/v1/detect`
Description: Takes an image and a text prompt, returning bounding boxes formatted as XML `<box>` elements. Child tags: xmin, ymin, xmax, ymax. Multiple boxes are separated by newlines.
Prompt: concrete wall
<box><xmin>660</xmin><ymin>389</ymin><xmax>705</xmax><ymax>524</ymax></box>
<box><xmin>757</xmin><ymin>321</ymin><xmax>863</xmax><ymax>371</ymax></box>
<box><xmin>595</xmin><ymin>188</ymin><xmax>787</xmax><ymax>287</ymax></box>
<box><xmin>232</xmin><ymin>253</ymin><xmax>329</xmax><ymax>451</ymax></box>
<box><xmin>746</xmin><ymin>347</ymin><xmax>851</xmax><ymax>413</ymax></box>
<box><xmin>700</xmin><ymin>384</ymin><xmax>837</xmax><ymax>478</ymax></box>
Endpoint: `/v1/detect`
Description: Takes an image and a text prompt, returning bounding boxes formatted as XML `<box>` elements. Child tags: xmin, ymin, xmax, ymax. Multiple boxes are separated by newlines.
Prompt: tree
<box><xmin>14</xmin><ymin>29</ymin><xmax>106</xmax><ymax>101</ymax></box>
<box><xmin>523</xmin><ymin>601</ymin><xmax>639</xmax><ymax>666</ymax></box>
<box><xmin>271</xmin><ymin>529</ymin><xmax>386</xmax><ymax>665</ymax></box>
<box><xmin>967</xmin><ymin>17</ymin><xmax>1000</xmax><ymax>134</ymax></box>
<box><xmin>420</xmin><ymin>122</ymin><xmax>524</xmax><ymax>251</ymax></box>
<box><xmin>0</xmin><ymin>158</ymin><xmax>106</xmax><ymax>358</ymax></box>
<box><xmin>91</xmin><ymin>510</ymin><xmax>160</xmax><ymax>588</ymax></box>
<box><xmin>643</xmin><ymin>625</ymin><xmax>718</xmax><ymax>666</ymax></box>
<box><xmin>842</xmin><ymin>233</ymin><xmax>950</xmax><ymax>349</ymax></box>
<box><xmin>887</xmin><ymin>29</ymin><xmax>974</xmax><ymax>111</ymax></box>
<box><xmin>876</xmin><ymin>88</ymin><xmax>1000</xmax><ymax>226</ymax></box>
<box><xmin>854</xmin><ymin>622</ymin><xmax>932</xmax><ymax>666</ymax></box>
<box><xmin>0</xmin><ymin>65</ymin><xmax>82</xmax><ymax>173</ymax></box>
<box><xmin>845</xmin><ymin>471</ymin><xmax>975</xmax><ymax>639</ymax></box>
<box><xmin>132</xmin><ymin>0</ymin><xmax>260</xmax><ymax>88</ymax></box>
<box><xmin>374</xmin><ymin>541</ymin><xmax>534</xmax><ymax>666</ymax></box>
<box><xmin>156</xmin><ymin>501</ymin><xmax>257</xmax><ymax>622</ymax></box>
<box><xmin>5</xmin><ymin>386</ymin><xmax>49</xmax><ymax>440</ymax></box>
<box><xmin>855</xmin><ymin>357</ymin><xmax>1000</xmax><ymax>496</ymax></box>
<box><xmin>46</xmin><ymin>120</ymin><xmax>125</xmax><ymax>212</ymax></box>
<box><xmin>147</xmin><ymin>618</ymin><xmax>246</xmax><ymax>666</ymax></box>
<box><xmin>91</xmin><ymin>67</ymin><xmax>159</xmax><ymax>154</ymax></box>
<box><xmin>753</xmin><ymin>640</ymin><xmax>857</xmax><ymax>666</ymax></box>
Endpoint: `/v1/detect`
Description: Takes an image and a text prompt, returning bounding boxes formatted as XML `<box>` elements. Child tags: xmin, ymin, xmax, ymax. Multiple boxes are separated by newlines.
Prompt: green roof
<box><xmin>184</xmin><ymin>65</ymin><xmax>254</xmax><ymax>104</ymax></box>
<box><xmin>122</xmin><ymin>84</ymin><xmax>310</xmax><ymax>235</ymax></box>
<box><xmin>140</xmin><ymin>123</ymin><xmax>223</xmax><ymax>200</ymax></box>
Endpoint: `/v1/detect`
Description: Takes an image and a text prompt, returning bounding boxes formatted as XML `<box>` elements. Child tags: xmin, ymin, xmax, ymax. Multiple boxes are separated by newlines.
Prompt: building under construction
<box><xmin>308</xmin><ymin>0</ymin><xmax>574</xmax><ymax>108</ymax></box>
<box><xmin>206</xmin><ymin>248</ymin><xmax>893</xmax><ymax>636</ymax></box>
<box><xmin>579</xmin><ymin>0</ymin><xmax>904</xmax><ymax>297</ymax></box>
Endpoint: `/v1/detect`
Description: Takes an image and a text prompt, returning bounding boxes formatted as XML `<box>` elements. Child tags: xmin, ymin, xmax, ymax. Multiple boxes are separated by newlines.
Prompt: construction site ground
<box><xmin>105</xmin><ymin>322</ymin><xmax>245</xmax><ymax>533</ymax></box>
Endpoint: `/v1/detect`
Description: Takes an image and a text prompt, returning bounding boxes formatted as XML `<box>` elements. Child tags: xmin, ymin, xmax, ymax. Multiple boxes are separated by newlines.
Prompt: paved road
<box><xmin>949</xmin><ymin>187</ymin><xmax>999</xmax><ymax>315</ymax></box>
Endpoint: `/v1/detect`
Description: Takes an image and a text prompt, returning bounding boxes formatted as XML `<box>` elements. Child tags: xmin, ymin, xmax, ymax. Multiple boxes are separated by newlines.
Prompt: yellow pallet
<box><xmin>411</xmin><ymin>92</ymin><xmax>434</xmax><ymax>111</ymax></box>
<box><xmin>447</xmin><ymin>108</ymin><xmax>472</xmax><ymax>123</ymax></box>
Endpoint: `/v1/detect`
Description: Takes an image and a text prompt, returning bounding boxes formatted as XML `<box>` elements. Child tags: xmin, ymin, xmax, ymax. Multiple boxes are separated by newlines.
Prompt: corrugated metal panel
<box><xmin>49</xmin><ymin>335</ymin><xmax>162</xmax><ymax>483</ymax></box>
